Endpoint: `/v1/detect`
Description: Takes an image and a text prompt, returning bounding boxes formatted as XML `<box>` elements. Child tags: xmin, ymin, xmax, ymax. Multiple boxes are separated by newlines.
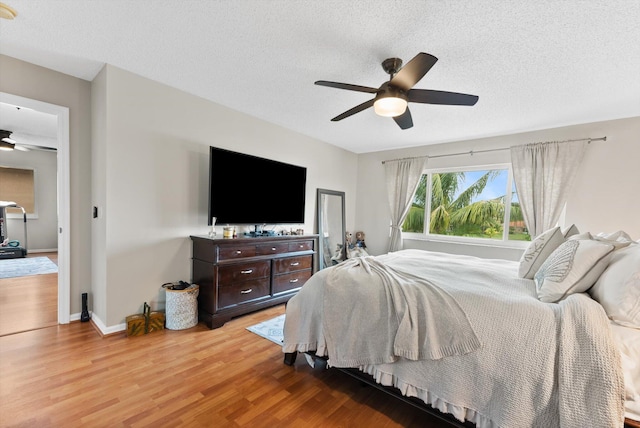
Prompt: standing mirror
<box><xmin>317</xmin><ymin>189</ymin><xmax>346</xmax><ymax>270</ymax></box>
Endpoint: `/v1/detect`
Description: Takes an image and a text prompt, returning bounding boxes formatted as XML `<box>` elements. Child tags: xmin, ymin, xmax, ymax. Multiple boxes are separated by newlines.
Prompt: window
<box><xmin>403</xmin><ymin>165</ymin><xmax>530</xmax><ymax>243</ymax></box>
<box><xmin>0</xmin><ymin>166</ymin><xmax>36</xmax><ymax>214</ymax></box>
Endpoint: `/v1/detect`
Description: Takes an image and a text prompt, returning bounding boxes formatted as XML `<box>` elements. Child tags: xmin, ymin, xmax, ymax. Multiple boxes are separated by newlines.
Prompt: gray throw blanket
<box><xmin>322</xmin><ymin>256</ymin><xmax>481</xmax><ymax>367</ymax></box>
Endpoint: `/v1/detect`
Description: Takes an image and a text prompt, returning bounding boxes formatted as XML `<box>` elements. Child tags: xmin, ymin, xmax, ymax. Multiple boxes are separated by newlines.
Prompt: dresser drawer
<box><xmin>218</xmin><ymin>279</ymin><xmax>270</xmax><ymax>308</ymax></box>
<box><xmin>219</xmin><ymin>245</ymin><xmax>256</xmax><ymax>261</ymax></box>
<box><xmin>256</xmin><ymin>243</ymin><xmax>289</xmax><ymax>256</ymax></box>
<box><xmin>288</xmin><ymin>240</ymin><xmax>314</xmax><ymax>252</ymax></box>
<box><xmin>273</xmin><ymin>270</ymin><xmax>312</xmax><ymax>295</ymax></box>
<box><xmin>273</xmin><ymin>255</ymin><xmax>313</xmax><ymax>274</ymax></box>
<box><xmin>218</xmin><ymin>260</ymin><xmax>270</xmax><ymax>285</ymax></box>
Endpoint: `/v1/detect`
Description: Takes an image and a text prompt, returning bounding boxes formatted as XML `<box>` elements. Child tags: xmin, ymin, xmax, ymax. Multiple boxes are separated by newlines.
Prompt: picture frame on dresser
<box><xmin>190</xmin><ymin>234</ymin><xmax>318</xmax><ymax>329</ymax></box>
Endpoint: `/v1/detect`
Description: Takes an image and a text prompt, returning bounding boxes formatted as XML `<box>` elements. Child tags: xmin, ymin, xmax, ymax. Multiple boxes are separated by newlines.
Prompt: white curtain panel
<box><xmin>511</xmin><ymin>141</ymin><xmax>588</xmax><ymax>237</ymax></box>
<box><xmin>385</xmin><ymin>157</ymin><xmax>428</xmax><ymax>252</ymax></box>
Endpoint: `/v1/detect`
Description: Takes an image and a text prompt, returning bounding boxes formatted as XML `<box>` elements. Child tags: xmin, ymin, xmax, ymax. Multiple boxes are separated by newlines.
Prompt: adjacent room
<box><xmin>0</xmin><ymin>1</ymin><xmax>638</xmax><ymax>427</ymax></box>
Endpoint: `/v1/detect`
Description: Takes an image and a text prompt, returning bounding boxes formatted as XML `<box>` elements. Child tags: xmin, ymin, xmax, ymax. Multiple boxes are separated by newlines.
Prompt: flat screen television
<box><xmin>208</xmin><ymin>146</ymin><xmax>307</xmax><ymax>227</ymax></box>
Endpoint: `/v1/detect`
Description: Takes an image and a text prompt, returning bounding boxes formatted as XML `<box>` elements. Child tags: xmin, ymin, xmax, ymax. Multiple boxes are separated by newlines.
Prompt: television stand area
<box><xmin>190</xmin><ymin>234</ymin><xmax>318</xmax><ymax>329</ymax></box>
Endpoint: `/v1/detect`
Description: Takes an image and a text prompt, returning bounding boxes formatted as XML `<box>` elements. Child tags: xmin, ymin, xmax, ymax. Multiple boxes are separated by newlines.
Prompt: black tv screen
<box><xmin>208</xmin><ymin>147</ymin><xmax>307</xmax><ymax>225</ymax></box>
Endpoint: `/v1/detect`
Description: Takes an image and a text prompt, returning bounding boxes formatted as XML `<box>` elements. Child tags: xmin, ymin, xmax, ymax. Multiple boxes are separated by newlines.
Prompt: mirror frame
<box><xmin>316</xmin><ymin>188</ymin><xmax>346</xmax><ymax>270</ymax></box>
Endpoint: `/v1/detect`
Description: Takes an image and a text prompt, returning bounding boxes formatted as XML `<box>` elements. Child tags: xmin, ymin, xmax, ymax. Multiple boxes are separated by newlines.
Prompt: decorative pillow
<box><xmin>534</xmin><ymin>239</ymin><xmax>615</xmax><ymax>303</ymax></box>
<box><xmin>589</xmin><ymin>243</ymin><xmax>640</xmax><ymax>328</ymax></box>
<box><xmin>518</xmin><ymin>227</ymin><xmax>564</xmax><ymax>279</ymax></box>
<box><xmin>562</xmin><ymin>224</ymin><xmax>580</xmax><ymax>239</ymax></box>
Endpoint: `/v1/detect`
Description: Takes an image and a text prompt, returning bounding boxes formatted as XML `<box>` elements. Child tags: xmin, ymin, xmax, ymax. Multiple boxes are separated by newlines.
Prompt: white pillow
<box><xmin>593</xmin><ymin>230</ymin><xmax>635</xmax><ymax>249</ymax></box>
<box><xmin>589</xmin><ymin>243</ymin><xmax>640</xmax><ymax>328</ymax></box>
<box><xmin>518</xmin><ymin>227</ymin><xmax>564</xmax><ymax>279</ymax></box>
<box><xmin>534</xmin><ymin>239</ymin><xmax>615</xmax><ymax>303</ymax></box>
<box><xmin>562</xmin><ymin>224</ymin><xmax>580</xmax><ymax>239</ymax></box>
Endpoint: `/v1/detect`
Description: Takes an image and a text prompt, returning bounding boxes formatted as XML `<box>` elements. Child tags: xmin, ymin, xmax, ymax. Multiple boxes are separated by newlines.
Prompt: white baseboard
<box><xmin>70</xmin><ymin>311</ymin><xmax>126</xmax><ymax>335</ymax></box>
<box><xmin>27</xmin><ymin>248</ymin><xmax>58</xmax><ymax>253</ymax></box>
<box><xmin>89</xmin><ymin>312</ymin><xmax>126</xmax><ymax>336</ymax></box>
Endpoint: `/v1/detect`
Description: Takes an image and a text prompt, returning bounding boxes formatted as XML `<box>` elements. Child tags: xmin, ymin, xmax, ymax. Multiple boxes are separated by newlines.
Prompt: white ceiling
<box><xmin>1</xmin><ymin>0</ymin><xmax>639</xmax><ymax>153</ymax></box>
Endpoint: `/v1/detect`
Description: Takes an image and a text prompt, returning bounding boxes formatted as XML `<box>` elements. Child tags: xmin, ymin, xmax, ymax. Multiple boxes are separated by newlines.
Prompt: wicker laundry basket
<box><xmin>164</xmin><ymin>284</ymin><xmax>199</xmax><ymax>330</ymax></box>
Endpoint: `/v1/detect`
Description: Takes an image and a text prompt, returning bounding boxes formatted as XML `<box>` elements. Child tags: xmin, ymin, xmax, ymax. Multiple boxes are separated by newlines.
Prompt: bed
<box><xmin>282</xmin><ymin>228</ymin><xmax>640</xmax><ymax>428</ymax></box>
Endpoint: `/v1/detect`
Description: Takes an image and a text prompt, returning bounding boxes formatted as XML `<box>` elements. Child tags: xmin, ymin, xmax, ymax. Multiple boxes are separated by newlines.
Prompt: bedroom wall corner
<box><xmin>564</xmin><ymin>116</ymin><xmax>640</xmax><ymax>239</ymax></box>
<box><xmin>90</xmin><ymin>65</ymin><xmax>108</xmax><ymax>325</ymax></box>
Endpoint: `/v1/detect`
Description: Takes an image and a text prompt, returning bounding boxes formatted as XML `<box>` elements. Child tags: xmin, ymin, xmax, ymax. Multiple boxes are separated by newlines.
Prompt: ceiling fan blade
<box><xmin>315</xmin><ymin>80</ymin><xmax>378</xmax><ymax>94</ymax></box>
<box><xmin>408</xmin><ymin>89</ymin><xmax>479</xmax><ymax>106</ymax></box>
<box><xmin>389</xmin><ymin>53</ymin><xmax>438</xmax><ymax>91</ymax></box>
<box><xmin>393</xmin><ymin>107</ymin><xmax>413</xmax><ymax>130</ymax></box>
<box><xmin>331</xmin><ymin>99</ymin><xmax>375</xmax><ymax>121</ymax></box>
<box><xmin>13</xmin><ymin>143</ymin><xmax>56</xmax><ymax>152</ymax></box>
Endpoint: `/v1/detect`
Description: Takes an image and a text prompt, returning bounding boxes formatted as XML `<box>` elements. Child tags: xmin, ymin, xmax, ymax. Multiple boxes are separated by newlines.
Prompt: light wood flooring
<box><xmin>0</xmin><ymin>252</ymin><xmax>58</xmax><ymax>337</ymax></box>
<box><xmin>0</xmin><ymin>304</ymin><xmax>458</xmax><ymax>428</ymax></box>
<box><xmin>3</xmin><ymin>263</ymin><xmax>635</xmax><ymax>428</ymax></box>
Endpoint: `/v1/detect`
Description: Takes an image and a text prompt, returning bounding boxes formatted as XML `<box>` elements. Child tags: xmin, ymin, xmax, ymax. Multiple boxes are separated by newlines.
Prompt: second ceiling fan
<box><xmin>315</xmin><ymin>52</ymin><xmax>479</xmax><ymax>130</ymax></box>
<box><xmin>0</xmin><ymin>130</ymin><xmax>55</xmax><ymax>152</ymax></box>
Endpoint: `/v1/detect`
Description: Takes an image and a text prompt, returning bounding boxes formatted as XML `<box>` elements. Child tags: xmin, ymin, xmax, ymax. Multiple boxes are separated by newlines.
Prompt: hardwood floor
<box><xmin>0</xmin><ymin>305</ymin><xmax>456</xmax><ymax>427</ymax></box>
<box><xmin>0</xmin><ymin>252</ymin><xmax>58</xmax><ymax>337</ymax></box>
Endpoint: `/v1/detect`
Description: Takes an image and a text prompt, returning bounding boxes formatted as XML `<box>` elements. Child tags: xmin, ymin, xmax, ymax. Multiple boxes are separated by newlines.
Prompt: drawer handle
<box><xmin>240</xmin><ymin>269</ymin><xmax>253</xmax><ymax>274</ymax></box>
<box><xmin>271</xmin><ymin>247</ymin><xmax>277</xmax><ymax>251</ymax></box>
<box><xmin>235</xmin><ymin>250</ymin><xmax>242</xmax><ymax>254</ymax></box>
<box><xmin>289</xmin><ymin>278</ymin><xmax>299</xmax><ymax>283</ymax></box>
<box><xmin>290</xmin><ymin>262</ymin><xmax>300</xmax><ymax>266</ymax></box>
<box><xmin>240</xmin><ymin>288</ymin><xmax>253</xmax><ymax>294</ymax></box>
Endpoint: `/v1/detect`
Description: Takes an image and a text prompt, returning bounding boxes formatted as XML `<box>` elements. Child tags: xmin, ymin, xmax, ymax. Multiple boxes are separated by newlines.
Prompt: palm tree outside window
<box><xmin>403</xmin><ymin>165</ymin><xmax>530</xmax><ymax>242</ymax></box>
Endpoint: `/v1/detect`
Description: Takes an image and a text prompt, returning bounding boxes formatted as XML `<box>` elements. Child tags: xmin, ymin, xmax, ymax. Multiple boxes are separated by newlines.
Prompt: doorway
<box><xmin>0</xmin><ymin>92</ymin><xmax>70</xmax><ymax>330</ymax></box>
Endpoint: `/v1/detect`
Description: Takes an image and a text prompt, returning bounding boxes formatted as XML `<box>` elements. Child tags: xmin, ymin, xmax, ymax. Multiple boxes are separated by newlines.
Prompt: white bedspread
<box><xmin>283</xmin><ymin>249</ymin><xmax>625</xmax><ymax>428</ymax></box>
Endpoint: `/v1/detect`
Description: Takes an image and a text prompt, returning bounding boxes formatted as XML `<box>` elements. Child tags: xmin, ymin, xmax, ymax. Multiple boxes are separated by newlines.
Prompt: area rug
<box><xmin>0</xmin><ymin>257</ymin><xmax>58</xmax><ymax>279</ymax></box>
<box><xmin>246</xmin><ymin>314</ymin><xmax>285</xmax><ymax>346</ymax></box>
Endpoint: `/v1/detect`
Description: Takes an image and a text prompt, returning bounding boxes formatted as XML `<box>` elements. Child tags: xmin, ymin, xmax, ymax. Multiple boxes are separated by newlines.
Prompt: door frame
<box><xmin>0</xmin><ymin>92</ymin><xmax>70</xmax><ymax>324</ymax></box>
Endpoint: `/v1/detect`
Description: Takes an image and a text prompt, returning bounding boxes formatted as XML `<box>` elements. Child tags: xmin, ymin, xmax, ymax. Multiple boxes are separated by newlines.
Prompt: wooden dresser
<box><xmin>190</xmin><ymin>234</ymin><xmax>318</xmax><ymax>329</ymax></box>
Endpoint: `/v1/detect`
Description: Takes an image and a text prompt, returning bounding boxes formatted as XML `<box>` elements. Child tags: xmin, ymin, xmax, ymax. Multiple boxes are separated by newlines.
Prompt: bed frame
<box><xmin>284</xmin><ymin>351</ymin><xmax>640</xmax><ymax>428</ymax></box>
<box><xmin>284</xmin><ymin>351</ymin><xmax>473</xmax><ymax>427</ymax></box>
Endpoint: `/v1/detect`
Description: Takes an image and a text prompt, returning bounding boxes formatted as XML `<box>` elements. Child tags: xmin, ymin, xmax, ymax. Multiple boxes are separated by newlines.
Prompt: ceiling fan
<box><xmin>315</xmin><ymin>52</ymin><xmax>479</xmax><ymax>130</ymax></box>
<box><xmin>0</xmin><ymin>130</ymin><xmax>56</xmax><ymax>152</ymax></box>
<box><xmin>0</xmin><ymin>130</ymin><xmax>21</xmax><ymax>151</ymax></box>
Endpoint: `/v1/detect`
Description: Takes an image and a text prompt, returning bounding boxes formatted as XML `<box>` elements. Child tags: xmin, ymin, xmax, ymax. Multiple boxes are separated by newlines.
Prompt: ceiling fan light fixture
<box><xmin>374</xmin><ymin>93</ymin><xmax>408</xmax><ymax>117</ymax></box>
<box><xmin>316</xmin><ymin>52</ymin><xmax>477</xmax><ymax>129</ymax></box>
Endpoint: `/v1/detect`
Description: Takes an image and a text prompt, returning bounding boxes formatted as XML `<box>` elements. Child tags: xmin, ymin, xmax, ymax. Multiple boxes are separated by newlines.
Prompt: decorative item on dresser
<box><xmin>190</xmin><ymin>234</ymin><xmax>318</xmax><ymax>329</ymax></box>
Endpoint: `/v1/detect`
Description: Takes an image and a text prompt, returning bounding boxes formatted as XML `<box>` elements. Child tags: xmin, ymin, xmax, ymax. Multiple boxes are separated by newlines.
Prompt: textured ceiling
<box><xmin>1</xmin><ymin>0</ymin><xmax>639</xmax><ymax>153</ymax></box>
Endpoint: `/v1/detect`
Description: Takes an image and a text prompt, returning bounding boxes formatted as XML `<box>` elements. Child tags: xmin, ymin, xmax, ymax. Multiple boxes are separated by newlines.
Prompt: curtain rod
<box><xmin>381</xmin><ymin>136</ymin><xmax>607</xmax><ymax>164</ymax></box>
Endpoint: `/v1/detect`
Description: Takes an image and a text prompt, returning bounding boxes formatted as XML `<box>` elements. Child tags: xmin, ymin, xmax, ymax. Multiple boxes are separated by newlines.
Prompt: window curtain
<box><xmin>385</xmin><ymin>157</ymin><xmax>428</xmax><ymax>252</ymax></box>
<box><xmin>510</xmin><ymin>141</ymin><xmax>588</xmax><ymax>238</ymax></box>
